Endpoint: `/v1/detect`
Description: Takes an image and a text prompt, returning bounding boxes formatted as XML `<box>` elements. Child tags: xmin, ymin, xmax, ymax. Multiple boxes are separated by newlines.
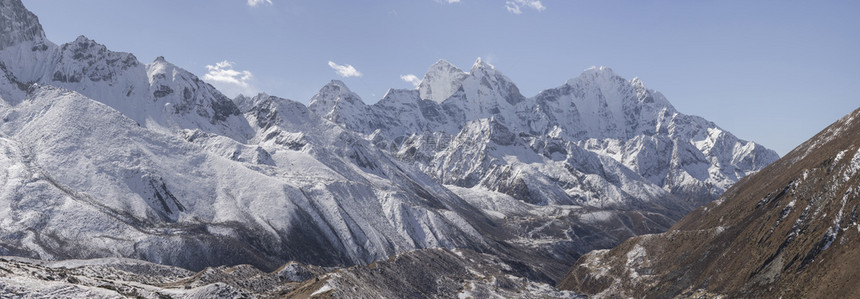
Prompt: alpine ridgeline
<box><xmin>559</xmin><ymin>108</ymin><xmax>860</xmax><ymax>297</ymax></box>
<box><xmin>0</xmin><ymin>0</ymin><xmax>776</xmax><ymax>290</ymax></box>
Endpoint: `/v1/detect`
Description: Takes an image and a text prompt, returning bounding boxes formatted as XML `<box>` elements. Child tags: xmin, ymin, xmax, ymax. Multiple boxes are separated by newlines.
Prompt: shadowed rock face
<box><xmin>559</xmin><ymin>107</ymin><xmax>860</xmax><ymax>298</ymax></box>
<box><xmin>0</xmin><ymin>0</ymin><xmax>46</xmax><ymax>50</ymax></box>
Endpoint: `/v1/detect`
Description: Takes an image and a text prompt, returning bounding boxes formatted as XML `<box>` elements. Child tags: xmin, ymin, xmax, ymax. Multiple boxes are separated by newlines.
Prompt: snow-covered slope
<box><xmin>0</xmin><ymin>0</ymin><xmax>779</xmax><ymax>289</ymax></box>
<box><xmin>0</xmin><ymin>85</ymin><xmax>506</xmax><ymax>272</ymax></box>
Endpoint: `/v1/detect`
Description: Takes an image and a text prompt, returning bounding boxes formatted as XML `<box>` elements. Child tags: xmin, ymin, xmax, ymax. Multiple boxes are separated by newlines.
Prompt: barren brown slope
<box><xmin>558</xmin><ymin>106</ymin><xmax>860</xmax><ymax>298</ymax></box>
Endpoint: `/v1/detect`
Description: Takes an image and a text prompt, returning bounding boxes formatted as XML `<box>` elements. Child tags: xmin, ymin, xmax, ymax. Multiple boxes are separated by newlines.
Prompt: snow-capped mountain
<box><xmin>418</xmin><ymin>59</ymin><xmax>469</xmax><ymax>104</ymax></box>
<box><xmin>310</xmin><ymin>59</ymin><xmax>778</xmax><ymax>209</ymax></box>
<box><xmin>0</xmin><ymin>0</ymin><xmax>778</xmax><ymax>290</ymax></box>
<box><xmin>0</xmin><ymin>0</ymin><xmax>502</xmax><ymax>274</ymax></box>
<box><xmin>0</xmin><ymin>82</ymin><xmax>501</xmax><ymax>272</ymax></box>
<box><xmin>560</xmin><ymin>106</ymin><xmax>860</xmax><ymax>298</ymax></box>
<box><xmin>0</xmin><ymin>2</ymin><xmax>251</xmax><ymax>141</ymax></box>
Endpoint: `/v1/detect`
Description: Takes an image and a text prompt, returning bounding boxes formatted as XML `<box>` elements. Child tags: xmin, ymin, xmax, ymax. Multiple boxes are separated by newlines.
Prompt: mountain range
<box><xmin>0</xmin><ymin>0</ymin><xmax>781</xmax><ymax>296</ymax></box>
<box><xmin>560</xmin><ymin>106</ymin><xmax>860</xmax><ymax>298</ymax></box>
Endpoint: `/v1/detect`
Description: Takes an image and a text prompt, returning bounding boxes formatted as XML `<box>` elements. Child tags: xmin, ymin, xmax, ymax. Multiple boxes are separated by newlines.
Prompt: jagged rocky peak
<box><xmin>238</xmin><ymin>92</ymin><xmax>316</xmax><ymax>131</ymax></box>
<box><xmin>433</xmin><ymin>57</ymin><xmax>525</xmax><ymax>121</ymax></box>
<box><xmin>527</xmin><ymin>66</ymin><xmax>678</xmax><ymax>140</ymax></box>
<box><xmin>574</xmin><ymin>65</ymin><xmax>616</xmax><ymax>78</ymax></box>
<box><xmin>564</xmin><ymin>66</ymin><xmax>624</xmax><ymax>90</ymax></box>
<box><xmin>146</xmin><ymin>55</ymin><xmax>251</xmax><ymax>140</ymax></box>
<box><xmin>568</xmin><ymin>66</ymin><xmax>624</xmax><ymax>97</ymax></box>
<box><xmin>0</xmin><ymin>0</ymin><xmax>48</xmax><ymax>50</ymax></box>
<box><xmin>233</xmin><ymin>92</ymin><xmax>280</xmax><ymax>115</ymax></box>
<box><xmin>418</xmin><ymin>59</ymin><xmax>469</xmax><ymax>103</ymax></box>
<box><xmin>0</xmin><ymin>0</ymin><xmax>54</xmax><ymax>84</ymax></box>
<box><xmin>462</xmin><ymin>57</ymin><xmax>525</xmax><ymax>106</ymax></box>
<box><xmin>313</xmin><ymin>80</ymin><xmax>363</xmax><ymax>103</ymax></box>
<box><xmin>307</xmin><ymin>79</ymin><xmax>366</xmax><ymax>117</ymax></box>
<box><xmin>147</xmin><ymin>55</ymin><xmax>220</xmax><ymax>101</ymax></box>
<box><xmin>233</xmin><ymin>92</ymin><xmax>270</xmax><ymax>113</ymax></box>
<box><xmin>377</xmin><ymin>87</ymin><xmax>422</xmax><ymax>107</ymax></box>
<box><xmin>570</xmin><ymin>66</ymin><xmax>671</xmax><ymax>107</ymax></box>
<box><xmin>470</xmin><ymin>57</ymin><xmax>493</xmax><ymax>72</ymax></box>
<box><xmin>146</xmin><ymin>56</ymin><xmax>193</xmax><ymax>98</ymax></box>
<box><xmin>51</xmin><ymin>35</ymin><xmax>140</xmax><ymax>84</ymax></box>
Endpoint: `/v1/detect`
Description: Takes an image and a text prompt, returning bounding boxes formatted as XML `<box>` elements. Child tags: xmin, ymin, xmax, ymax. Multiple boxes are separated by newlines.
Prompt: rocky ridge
<box><xmin>559</xmin><ymin>107</ymin><xmax>860</xmax><ymax>298</ymax></box>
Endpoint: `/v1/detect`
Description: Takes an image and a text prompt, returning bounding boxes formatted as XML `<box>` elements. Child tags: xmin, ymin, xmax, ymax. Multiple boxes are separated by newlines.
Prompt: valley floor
<box><xmin>0</xmin><ymin>248</ymin><xmax>584</xmax><ymax>298</ymax></box>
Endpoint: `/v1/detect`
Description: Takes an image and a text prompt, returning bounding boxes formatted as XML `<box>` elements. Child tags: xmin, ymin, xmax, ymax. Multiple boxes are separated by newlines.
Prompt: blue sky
<box><xmin>22</xmin><ymin>0</ymin><xmax>860</xmax><ymax>156</ymax></box>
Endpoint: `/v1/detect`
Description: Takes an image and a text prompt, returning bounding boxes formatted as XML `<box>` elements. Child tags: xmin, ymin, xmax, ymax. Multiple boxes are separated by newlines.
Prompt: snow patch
<box><xmin>310</xmin><ymin>283</ymin><xmax>333</xmax><ymax>297</ymax></box>
<box><xmin>625</xmin><ymin>244</ymin><xmax>647</xmax><ymax>279</ymax></box>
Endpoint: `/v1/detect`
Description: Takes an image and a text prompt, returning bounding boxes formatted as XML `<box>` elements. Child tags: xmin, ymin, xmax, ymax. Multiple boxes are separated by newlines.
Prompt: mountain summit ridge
<box><xmin>0</xmin><ymin>0</ymin><xmax>778</xmax><ymax>291</ymax></box>
<box><xmin>312</xmin><ymin>59</ymin><xmax>777</xmax><ymax>206</ymax></box>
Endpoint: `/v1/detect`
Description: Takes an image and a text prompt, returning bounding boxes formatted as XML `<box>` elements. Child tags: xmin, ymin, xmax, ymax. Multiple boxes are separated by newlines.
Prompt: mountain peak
<box><xmin>581</xmin><ymin>66</ymin><xmax>616</xmax><ymax>77</ymax></box>
<box><xmin>565</xmin><ymin>66</ymin><xmax>621</xmax><ymax>86</ymax></box>
<box><xmin>470</xmin><ymin>57</ymin><xmax>494</xmax><ymax>73</ymax></box>
<box><xmin>0</xmin><ymin>0</ymin><xmax>47</xmax><ymax>50</ymax></box>
<box><xmin>307</xmin><ymin>79</ymin><xmax>365</xmax><ymax>117</ymax></box>
<box><xmin>429</xmin><ymin>59</ymin><xmax>461</xmax><ymax>72</ymax></box>
<box><xmin>73</xmin><ymin>35</ymin><xmax>91</xmax><ymax>43</ymax></box>
<box><xmin>318</xmin><ymin>80</ymin><xmax>359</xmax><ymax>101</ymax></box>
<box><xmin>419</xmin><ymin>59</ymin><xmax>469</xmax><ymax>103</ymax></box>
<box><xmin>325</xmin><ymin>79</ymin><xmax>351</xmax><ymax>91</ymax></box>
<box><xmin>233</xmin><ymin>92</ymin><xmax>274</xmax><ymax>113</ymax></box>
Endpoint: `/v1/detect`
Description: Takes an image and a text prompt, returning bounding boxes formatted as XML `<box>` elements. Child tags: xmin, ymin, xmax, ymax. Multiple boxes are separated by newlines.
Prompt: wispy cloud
<box><xmin>203</xmin><ymin>60</ymin><xmax>256</xmax><ymax>97</ymax></box>
<box><xmin>328</xmin><ymin>61</ymin><xmax>363</xmax><ymax>78</ymax></box>
<box><xmin>247</xmin><ymin>0</ymin><xmax>272</xmax><ymax>7</ymax></box>
<box><xmin>438</xmin><ymin>0</ymin><xmax>545</xmax><ymax>14</ymax></box>
<box><xmin>505</xmin><ymin>0</ymin><xmax>545</xmax><ymax>14</ymax></box>
<box><xmin>400</xmin><ymin>74</ymin><xmax>421</xmax><ymax>88</ymax></box>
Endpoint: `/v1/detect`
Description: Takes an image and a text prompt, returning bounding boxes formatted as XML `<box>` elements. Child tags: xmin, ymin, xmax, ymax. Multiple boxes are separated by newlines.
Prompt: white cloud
<box><xmin>400</xmin><ymin>74</ymin><xmax>421</xmax><ymax>88</ymax></box>
<box><xmin>437</xmin><ymin>0</ymin><xmax>545</xmax><ymax>14</ymax></box>
<box><xmin>203</xmin><ymin>60</ymin><xmax>256</xmax><ymax>97</ymax></box>
<box><xmin>505</xmin><ymin>0</ymin><xmax>545</xmax><ymax>14</ymax></box>
<box><xmin>328</xmin><ymin>61</ymin><xmax>363</xmax><ymax>78</ymax></box>
<box><xmin>247</xmin><ymin>0</ymin><xmax>272</xmax><ymax>7</ymax></box>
